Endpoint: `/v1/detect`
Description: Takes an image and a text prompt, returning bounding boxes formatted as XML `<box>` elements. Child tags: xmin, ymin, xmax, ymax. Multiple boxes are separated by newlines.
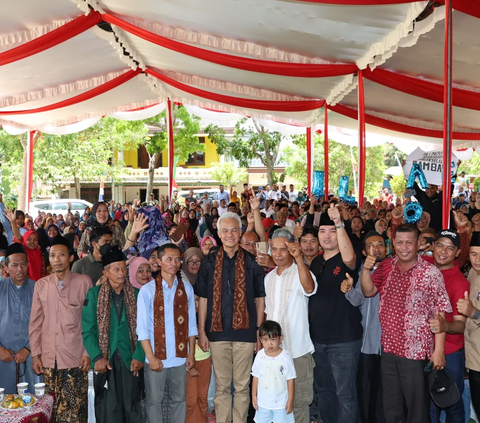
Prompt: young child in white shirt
<box><xmin>251</xmin><ymin>320</ymin><xmax>296</xmax><ymax>423</ymax></box>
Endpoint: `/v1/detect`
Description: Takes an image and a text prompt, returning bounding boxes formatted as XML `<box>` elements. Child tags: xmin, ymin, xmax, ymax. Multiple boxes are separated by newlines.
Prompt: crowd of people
<box><xmin>1</xmin><ymin>177</ymin><xmax>480</xmax><ymax>423</ymax></box>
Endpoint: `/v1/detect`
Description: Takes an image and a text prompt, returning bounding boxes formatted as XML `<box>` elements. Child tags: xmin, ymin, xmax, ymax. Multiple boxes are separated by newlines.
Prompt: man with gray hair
<box><xmin>265</xmin><ymin>229</ymin><xmax>317</xmax><ymax>423</ymax></box>
<box><xmin>196</xmin><ymin>212</ymin><xmax>265</xmax><ymax>423</ymax></box>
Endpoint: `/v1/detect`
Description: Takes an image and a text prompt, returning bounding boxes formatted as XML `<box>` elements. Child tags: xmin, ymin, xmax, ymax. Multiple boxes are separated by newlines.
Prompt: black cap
<box><xmin>102</xmin><ymin>246</ymin><xmax>125</xmax><ymax>267</ymax></box>
<box><xmin>471</xmin><ymin>232</ymin><xmax>480</xmax><ymax>247</ymax></box>
<box><xmin>50</xmin><ymin>235</ymin><xmax>72</xmax><ymax>254</ymax></box>
<box><xmin>429</xmin><ymin>369</ymin><xmax>460</xmax><ymax>409</ymax></box>
<box><xmin>435</xmin><ymin>230</ymin><xmax>461</xmax><ymax>249</ymax></box>
<box><xmin>319</xmin><ymin>212</ymin><xmax>335</xmax><ymax>227</ymax></box>
<box><xmin>5</xmin><ymin>243</ymin><xmax>26</xmax><ymax>258</ymax></box>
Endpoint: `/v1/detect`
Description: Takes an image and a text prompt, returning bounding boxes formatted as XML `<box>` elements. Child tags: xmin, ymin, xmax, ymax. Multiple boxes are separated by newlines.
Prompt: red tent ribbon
<box><xmin>146</xmin><ymin>68</ymin><xmax>325</xmax><ymax>112</ymax></box>
<box><xmin>0</xmin><ymin>11</ymin><xmax>103</xmax><ymax>67</ymax></box>
<box><xmin>364</xmin><ymin>68</ymin><xmax>480</xmax><ymax>111</ymax></box>
<box><xmin>329</xmin><ymin>103</ymin><xmax>480</xmax><ymax>140</ymax></box>
<box><xmin>102</xmin><ymin>13</ymin><xmax>356</xmax><ymax>78</ymax></box>
<box><xmin>0</xmin><ymin>69</ymin><xmax>141</xmax><ymax>115</ymax></box>
<box><xmin>291</xmin><ymin>0</ymin><xmax>480</xmax><ymax>19</ymax></box>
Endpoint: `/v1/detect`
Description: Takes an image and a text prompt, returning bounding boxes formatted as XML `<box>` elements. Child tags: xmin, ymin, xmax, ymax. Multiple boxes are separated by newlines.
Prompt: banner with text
<box><xmin>403</xmin><ymin>147</ymin><xmax>458</xmax><ymax>186</ymax></box>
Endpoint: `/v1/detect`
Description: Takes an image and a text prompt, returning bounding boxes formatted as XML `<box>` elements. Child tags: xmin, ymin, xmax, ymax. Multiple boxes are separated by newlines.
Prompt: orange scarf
<box><xmin>211</xmin><ymin>247</ymin><xmax>249</xmax><ymax>332</ymax></box>
<box><xmin>153</xmin><ymin>275</ymin><xmax>189</xmax><ymax>360</ymax></box>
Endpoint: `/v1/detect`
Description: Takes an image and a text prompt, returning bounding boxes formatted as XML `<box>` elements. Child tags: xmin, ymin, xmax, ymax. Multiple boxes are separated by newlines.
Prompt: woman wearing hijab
<box><xmin>128</xmin><ymin>257</ymin><xmax>152</xmax><ymax>289</ymax></box>
<box><xmin>180</xmin><ymin>247</ymin><xmax>202</xmax><ymax>285</ymax></box>
<box><xmin>78</xmin><ymin>201</ymin><xmax>125</xmax><ymax>255</ymax></box>
<box><xmin>203</xmin><ymin>215</ymin><xmax>221</xmax><ymax>247</ymax></box>
<box><xmin>200</xmin><ymin>236</ymin><xmax>217</xmax><ymax>256</ymax></box>
<box><xmin>46</xmin><ymin>224</ymin><xmax>60</xmax><ymax>243</ymax></box>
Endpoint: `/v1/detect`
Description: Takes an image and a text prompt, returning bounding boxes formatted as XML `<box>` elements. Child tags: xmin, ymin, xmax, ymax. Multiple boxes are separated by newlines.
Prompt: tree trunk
<box><xmin>266</xmin><ymin>160</ymin><xmax>276</xmax><ymax>186</ymax></box>
<box><xmin>146</xmin><ymin>152</ymin><xmax>160</xmax><ymax>202</ymax></box>
<box><xmin>74</xmin><ymin>175</ymin><xmax>81</xmax><ymax>198</ymax></box>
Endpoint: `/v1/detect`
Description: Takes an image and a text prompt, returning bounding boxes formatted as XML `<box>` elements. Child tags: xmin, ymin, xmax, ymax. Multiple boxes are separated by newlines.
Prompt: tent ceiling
<box><xmin>1</xmin><ymin>0</ymin><xmax>479</xmax><ymax>146</ymax></box>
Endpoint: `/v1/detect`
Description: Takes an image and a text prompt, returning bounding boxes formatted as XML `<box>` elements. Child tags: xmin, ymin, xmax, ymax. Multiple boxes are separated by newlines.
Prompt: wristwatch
<box><xmin>473</xmin><ymin>310</ymin><xmax>480</xmax><ymax>320</ymax></box>
<box><xmin>335</xmin><ymin>222</ymin><xmax>345</xmax><ymax>229</ymax></box>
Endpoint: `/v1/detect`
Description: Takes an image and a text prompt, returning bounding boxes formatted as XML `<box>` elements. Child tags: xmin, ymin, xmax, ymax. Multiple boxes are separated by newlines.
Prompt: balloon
<box><xmin>312</xmin><ymin>171</ymin><xmax>324</xmax><ymax>198</ymax></box>
<box><xmin>403</xmin><ymin>201</ymin><xmax>423</xmax><ymax>224</ymax></box>
<box><xmin>406</xmin><ymin>161</ymin><xmax>428</xmax><ymax>190</ymax></box>
<box><xmin>338</xmin><ymin>176</ymin><xmax>349</xmax><ymax>199</ymax></box>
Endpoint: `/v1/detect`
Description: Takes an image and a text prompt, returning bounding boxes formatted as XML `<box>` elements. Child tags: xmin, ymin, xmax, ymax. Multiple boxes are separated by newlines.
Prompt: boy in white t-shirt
<box><xmin>251</xmin><ymin>320</ymin><xmax>296</xmax><ymax>423</ymax></box>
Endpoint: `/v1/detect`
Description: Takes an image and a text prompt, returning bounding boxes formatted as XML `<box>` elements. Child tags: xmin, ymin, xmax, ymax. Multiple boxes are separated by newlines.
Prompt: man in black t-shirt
<box><xmin>308</xmin><ymin>204</ymin><xmax>362</xmax><ymax>423</ymax></box>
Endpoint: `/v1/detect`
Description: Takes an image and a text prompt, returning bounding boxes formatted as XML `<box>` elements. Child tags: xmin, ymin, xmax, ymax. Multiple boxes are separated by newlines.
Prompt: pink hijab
<box><xmin>129</xmin><ymin>257</ymin><xmax>151</xmax><ymax>289</ymax></box>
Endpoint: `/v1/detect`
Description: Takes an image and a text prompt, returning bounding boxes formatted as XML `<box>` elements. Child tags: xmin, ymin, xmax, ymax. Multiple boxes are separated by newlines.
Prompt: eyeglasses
<box><xmin>187</xmin><ymin>260</ymin><xmax>202</xmax><ymax>266</ymax></box>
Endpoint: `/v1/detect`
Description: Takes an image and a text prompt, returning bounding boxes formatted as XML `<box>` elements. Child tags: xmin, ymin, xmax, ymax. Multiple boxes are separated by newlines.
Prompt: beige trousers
<box><xmin>210</xmin><ymin>341</ymin><xmax>255</xmax><ymax>423</ymax></box>
<box><xmin>293</xmin><ymin>353</ymin><xmax>315</xmax><ymax>423</ymax></box>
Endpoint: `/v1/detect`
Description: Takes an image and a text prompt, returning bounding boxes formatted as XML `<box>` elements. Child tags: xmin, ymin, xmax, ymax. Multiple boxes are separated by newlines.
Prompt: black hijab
<box><xmin>86</xmin><ymin>202</ymin><xmax>111</xmax><ymax>229</ymax></box>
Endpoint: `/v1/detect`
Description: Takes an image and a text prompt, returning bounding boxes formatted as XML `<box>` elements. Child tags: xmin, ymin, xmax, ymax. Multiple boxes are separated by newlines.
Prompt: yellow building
<box><xmin>74</xmin><ymin>135</ymin><xmax>222</xmax><ymax>203</ymax></box>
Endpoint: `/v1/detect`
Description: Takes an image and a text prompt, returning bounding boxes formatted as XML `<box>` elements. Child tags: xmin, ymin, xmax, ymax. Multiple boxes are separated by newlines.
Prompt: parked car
<box><xmin>29</xmin><ymin>199</ymin><xmax>93</xmax><ymax>217</ymax></box>
<box><xmin>177</xmin><ymin>189</ymin><xmax>219</xmax><ymax>205</ymax></box>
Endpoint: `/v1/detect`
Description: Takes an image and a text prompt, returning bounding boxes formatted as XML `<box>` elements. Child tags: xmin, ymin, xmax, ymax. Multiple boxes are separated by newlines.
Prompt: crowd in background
<box><xmin>2</xmin><ymin>173</ymin><xmax>480</xmax><ymax>423</ymax></box>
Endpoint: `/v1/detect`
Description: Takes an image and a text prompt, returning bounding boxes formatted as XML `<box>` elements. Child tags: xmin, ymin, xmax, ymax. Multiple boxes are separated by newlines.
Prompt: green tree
<box><xmin>142</xmin><ymin>105</ymin><xmax>203</xmax><ymax>201</ymax></box>
<box><xmin>34</xmin><ymin>118</ymin><xmax>148</xmax><ymax>198</ymax></box>
<box><xmin>206</xmin><ymin>118</ymin><xmax>285</xmax><ymax>185</ymax></box>
<box><xmin>283</xmin><ymin>134</ymin><xmax>387</xmax><ymax>200</ymax></box>
<box><xmin>0</xmin><ymin>130</ymin><xmax>40</xmax><ymax>211</ymax></box>
<box><xmin>390</xmin><ymin>173</ymin><xmax>406</xmax><ymax>197</ymax></box>
<box><xmin>210</xmin><ymin>162</ymin><xmax>248</xmax><ymax>192</ymax></box>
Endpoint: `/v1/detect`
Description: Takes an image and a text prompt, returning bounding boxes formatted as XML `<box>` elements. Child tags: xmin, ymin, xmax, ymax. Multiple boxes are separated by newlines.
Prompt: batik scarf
<box><xmin>211</xmin><ymin>247</ymin><xmax>249</xmax><ymax>332</ymax></box>
<box><xmin>97</xmin><ymin>279</ymin><xmax>138</xmax><ymax>359</ymax></box>
<box><xmin>153</xmin><ymin>274</ymin><xmax>189</xmax><ymax>360</ymax></box>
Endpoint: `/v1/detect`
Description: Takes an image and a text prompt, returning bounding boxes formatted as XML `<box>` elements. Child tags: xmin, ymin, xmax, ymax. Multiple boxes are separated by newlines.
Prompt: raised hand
<box><xmin>4</xmin><ymin>208</ymin><xmax>16</xmax><ymax>224</ymax></box>
<box><xmin>391</xmin><ymin>206</ymin><xmax>403</xmax><ymax>220</ymax></box>
<box><xmin>364</xmin><ymin>245</ymin><xmax>377</xmax><ymax>271</ymax></box>
<box><xmin>327</xmin><ymin>203</ymin><xmax>341</xmax><ymax>225</ymax></box>
<box><xmin>340</xmin><ymin>273</ymin><xmax>354</xmax><ymax>293</ymax></box>
<box><xmin>453</xmin><ymin>210</ymin><xmax>468</xmax><ymax>228</ymax></box>
<box><xmin>293</xmin><ymin>222</ymin><xmax>303</xmax><ymax>240</ymax></box>
<box><xmin>131</xmin><ymin>212</ymin><xmax>149</xmax><ymax>235</ymax></box>
<box><xmin>286</xmin><ymin>242</ymin><xmax>302</xmax><ymax>260</ymax></box>
<box><xmin>249</xmin><ymin>195</ymin><xmax>260</xmax><ymax>211</ymax></box>
<box><xmin>457</xmin><ymin>291</ymin><xmax>475</xmax><ymax>318</ymax></box>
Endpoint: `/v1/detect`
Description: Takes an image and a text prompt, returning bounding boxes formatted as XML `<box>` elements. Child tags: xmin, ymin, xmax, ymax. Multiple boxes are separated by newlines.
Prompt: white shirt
<box><xmin>218</xmin><ymin>206</ymin><xmax>227</xmax><ymax>216</ymax></box>
<box><xmin>288</xmin><ymin>191</ymin><xmax>298</xmax><ymax>203</ymax></box>
<box><xmin>279</xmin><ymin>218</ymin><xmax>295</xmax><ymax>234</ymax></box>
<box><xmin>264</xmin><ymin>262</ymin><xmax>317</xmax><ymax>358</ymax></box>
<box><xmin>251</xmin><ymin>348</ymin><xmax>296</xmax><ymax>410</ymax></box>
<box><xmin>261</xmin><ymin>208</ymin><xmax>275</xmax><ymax>218</ymax></box>
<box><xmin>269</xmin><ymin>190</ymin><xmax>281</xmax><ymax>201</ymax></box>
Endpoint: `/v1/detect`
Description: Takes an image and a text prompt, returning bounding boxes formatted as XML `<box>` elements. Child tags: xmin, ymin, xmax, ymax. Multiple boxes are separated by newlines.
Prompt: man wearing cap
<box><xmin>280</xmin><ymin>184</ymin><xmax>290</xmax><ymax>203</ymax></box>
<box><xmin>137</xmin><ymin>243</ymin><xmax>197</xmax><ymax>422</ymax></box>
<box><xmin>0</xmin><ymin>244</ymin><xmax>41</xmax><ymax>395</ymax></box>
<box><xmin>308</xmin><ymin>205</ymin><xmax>362</xmax><ymax>423</ymax></box>
<box><xmin>82</xmin><ymin>246</ymin><xmax>145</xmax><ymax>423</ymax></box>
<box><xmin>29</xmin><ymin>236</ymin><xmax>92</xmax><ymax>423</ymax></box>
<box><xmin>457</xmin><ymin>231</ymin><xmax>480</xmax><ymax>416</ymax></box>
<box><xmin>361</xmin><ymin>224</ymin><xmax>451</xmax><ymax>423</ymax></box>
<box><xmin>217</xmin><ymin>185</ymin><xmax>230</xmax><ymax>204</ymax></box>
<box><xmin>256</xmin><ymin>187</ymin><xmax>266</xmax><ymax>209</ymax></box>
<box><xmin>342</xmin><ymin>231</ymin><xmax>387</xmax><ymax>423</ymax></box>
<box><xmin>454</xmin><ymin>192</ymin><xmax>469</xmax><ymax>210</ymax></box>
<box><xmin>424</xmin><ymin>229</ymin><xmax>469</xmax><ymax>423</ymax></box>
